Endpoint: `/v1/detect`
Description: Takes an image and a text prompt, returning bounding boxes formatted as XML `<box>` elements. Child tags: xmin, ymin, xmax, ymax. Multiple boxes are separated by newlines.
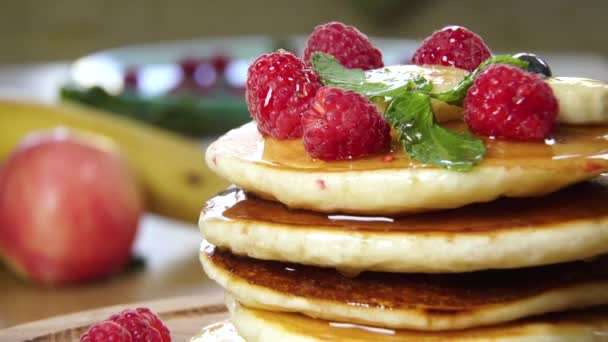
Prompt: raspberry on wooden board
<box><xmin>109</xmin><ymin>311</ymin><xmax>163</xmax><ymax>342</ymax></box>
<box><xmin>464</xmin><ymin>64</ymin><xmax>558</xmax><ymax>140</ymax></box>
<box><xmin>80</xmin><ymin>321</ymin><xmax>132</xmax><ymax>342</ymax></box>
<box><xmin>412</xmin><ymin>26</ymin><xmax>491</xmax><ymax>72</ymax></box>
<box><xmin>246</xmin><ymin>50</ymin><xmax>322</xmax><ymax>139</ymax></box>
<box><xmin>302</xmin><ymin>86</ymin><xmax>391</xmax><ymax>161</ymax></box>
<box><xmin>303</xmin><ymin>21</ymin><xmax>384</xmax><ymax>70</ymax></box>
<box><xmin>136</xmin><ymin>308</ymin><xmax>172</xmax><ymax>342</ymax></box>
<box><xmin>81</xmin><ymin>307</ymin><xmax>171</xmax><ymax>342</ymax></box>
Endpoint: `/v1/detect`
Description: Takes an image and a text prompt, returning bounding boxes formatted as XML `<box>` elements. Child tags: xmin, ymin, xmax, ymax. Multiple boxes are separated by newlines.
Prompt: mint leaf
<box><xmin>310</xmin><ymin>52</ymin><xmax>366</xmax><ymax>85</ymax></box>
<box><xmin>385</xmin><ymin>92</ymin><xmax>486</xmax><ymax>171</ymax></box>
<box><xmin>311</xmin><ymin>51</ymin><xmax>491</xmax><ymax>171</ymax></box>
<box><xmin>412</xmin><ymin>75</ymin><xmax>433</xmax><ymax>92</ymax></box>
<box><xmin>312</xmin><ymin>52</ymin><xmax>528</xmax><ymax>107</ymax></box>
<box><xmin>429</xmin><ymin>55</ymin><xmax>529</xmax><ymax>106</ymax></box>
<box><xmin>311</xmin><ymin>52</ymin><xmax>417</xmax><ymax>97</ymax></box>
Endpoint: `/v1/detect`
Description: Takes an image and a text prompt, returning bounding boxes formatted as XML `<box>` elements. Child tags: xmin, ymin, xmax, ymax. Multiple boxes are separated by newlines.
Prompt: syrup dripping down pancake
<box><xmin>201</xmin><ymin>242</ymin><xmax>608</xmax><ymax>331</ymax></box>
<box><xmin>205</xmin><ymin>122</ymin><xmax>608</xmax><ymax>215</ymax></box>
<box><xmin>227</xmin><ymin>295</ymin><xmax>608</xmax><ymax>342</ymax></box>
<box><xmin>201</xmin><ymin>177</ymin><xmax>608</xmax><ymax>273</ymax></box>
<box><xmin>190</xmin><ymin>309</ymin><xmax>608</xmax><ymax>342</ymax></box>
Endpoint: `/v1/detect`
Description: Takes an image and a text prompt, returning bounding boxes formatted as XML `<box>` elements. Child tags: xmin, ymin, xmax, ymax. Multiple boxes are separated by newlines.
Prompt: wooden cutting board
<box><xmin>0</xmin><ymin>292</ymin><xmax>227</xmax><ymax>342</ymax></box>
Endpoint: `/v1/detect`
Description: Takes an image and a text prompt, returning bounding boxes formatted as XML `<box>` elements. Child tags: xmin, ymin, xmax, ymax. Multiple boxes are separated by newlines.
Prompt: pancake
<box><xmin>200</xmin><ymin>178</ymin><xmax>608</xmax><ymax>273</ymax></box>
<box><xmin>205</xmin><ymin>122</ymin><xmax>608</xmax><ymax>215</ymax></box>
<box><xmin>228</xmin><ymin>296</ymin><xmax>608</xmax><ymax>342</ymax></box>
<box><xmin>201</xmin><ymin>242</ymin><xmax>608</xmax><ymax>331</ymax></box>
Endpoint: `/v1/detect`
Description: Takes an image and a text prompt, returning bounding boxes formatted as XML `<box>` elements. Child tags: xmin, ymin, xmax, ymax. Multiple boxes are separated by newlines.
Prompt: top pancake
<box><xmin>206</xmin><ymin>121</ymin><xmax>608</xmax><ymax>215</ymax></box>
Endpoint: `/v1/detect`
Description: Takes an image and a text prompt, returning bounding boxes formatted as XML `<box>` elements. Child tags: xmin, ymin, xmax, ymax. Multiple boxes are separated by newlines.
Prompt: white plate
<box><xmin>68</xmin><ymin>36</ymin><xmax>419</xmax><ymax>95</ymax></box>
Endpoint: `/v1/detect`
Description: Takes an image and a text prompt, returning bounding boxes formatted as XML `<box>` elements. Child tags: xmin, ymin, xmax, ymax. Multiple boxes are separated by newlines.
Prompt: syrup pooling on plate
<box><xmin>225</xmin><ymin>122</ymin><xmax>608</xmax><ymax>171</ymax></box>
<box><xmin>204</xmin><ymin>178</ymin><xmax>608</xmax><ymax>233</ymax></box>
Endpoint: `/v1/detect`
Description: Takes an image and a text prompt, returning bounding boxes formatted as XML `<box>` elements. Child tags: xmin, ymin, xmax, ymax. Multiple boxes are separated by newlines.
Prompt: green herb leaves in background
<box><xmin>60</xmin><ymin>86</ymin><xmax>250</xmax><ymax>136</ymax></box>
<box><xmin>385</xmin><ymin>92</ymin><xmax>485</xmax><ymax>171</ymax></box>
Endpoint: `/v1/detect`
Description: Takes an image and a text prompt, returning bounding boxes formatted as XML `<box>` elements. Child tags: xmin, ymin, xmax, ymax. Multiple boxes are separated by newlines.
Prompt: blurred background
<box><xmin>1</xmin><ymin>0</ymin><xmax>607</xmax><ymax>63</ymax></box>
<box><xmin>0</xmin><ymin>0</ymin><xmax>607</xmax><ymax>333</ymax></box>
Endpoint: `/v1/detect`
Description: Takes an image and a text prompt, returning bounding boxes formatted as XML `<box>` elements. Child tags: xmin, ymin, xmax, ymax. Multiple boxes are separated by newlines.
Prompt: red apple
<box><xmin>0</xmin><ymin>129</ymin><xmax>143</xmax><ymax>285</ymax></box>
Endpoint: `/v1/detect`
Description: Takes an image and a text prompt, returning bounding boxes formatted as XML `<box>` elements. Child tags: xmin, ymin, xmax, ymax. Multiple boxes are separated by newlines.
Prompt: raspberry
<box><xmin>110</xmin><ymin>310</ymin><xmax>163</xmax><ymax>342</ymax></box>
<box><xmin>303</xmin><ymin>21</ymin><xmax>383</xmax><ymax>71</ymax></box>
<box><xmin>412</xmin><ymin>26</ymin><xmax>491</xmax><ymax>72</ymax></box>
<box><xmin>463</xmin><ymin>64</ymin><xmax>558</xmax><ymax>140</ymax></box>
<box><xmin>81</xmin><ymin>307</ymin><xmax>170</xmax><ymax>342</ymax></box>
<box><xmin>136</xmin><ymin>307</ymin><xmax>171</xmax><ymax>342</ymax></box>
<box><xmin>302</xmin><ymin>87</ymin><xmax>391</xmax><ymax>160</ymax></box>
<box><xmin>80</xmin><ymin>321</ymin><xmax>132</xmax><ymax>342</ymax></box>
<box><xmin>246</xmin><ymin>50</ymin><xmax>321</xmax><ymax>140</ymax></box>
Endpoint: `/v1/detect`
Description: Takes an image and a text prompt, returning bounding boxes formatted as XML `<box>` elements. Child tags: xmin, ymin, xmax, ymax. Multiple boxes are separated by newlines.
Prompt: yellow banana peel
<box><xmin>0</xmin><ymin>100</ymin><xmax>228</xmax><ymax>223</ymax></box>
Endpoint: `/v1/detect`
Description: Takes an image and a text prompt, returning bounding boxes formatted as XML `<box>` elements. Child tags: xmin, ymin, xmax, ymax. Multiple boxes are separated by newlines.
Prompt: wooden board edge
<box><xmin>0</xmin><ymin>290</ymin><xmax>225</xmax><ymax>341</ymax></box>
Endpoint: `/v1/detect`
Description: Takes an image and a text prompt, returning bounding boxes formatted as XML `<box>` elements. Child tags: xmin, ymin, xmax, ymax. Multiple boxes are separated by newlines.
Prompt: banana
<box><xmin>548</xmin><ymin>77</ymin><xmax>608</xmax><ymax>124</ymax></box>
<box><xmin>367</xmin><ymin>65</ymin><xmax>608</xmax><ymax>124</ymax></box>
<box><xmin>0</xmin><ymin>100</ymin><xmax>228</xmax><ymax>223</ymax></box>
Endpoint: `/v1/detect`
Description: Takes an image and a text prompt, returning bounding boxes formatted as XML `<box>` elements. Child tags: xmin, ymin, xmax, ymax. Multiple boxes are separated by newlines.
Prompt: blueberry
<box><xmin>513</xmin><ymin>53</ymin><xmax>552</xmax><ymax>77</ymax></box>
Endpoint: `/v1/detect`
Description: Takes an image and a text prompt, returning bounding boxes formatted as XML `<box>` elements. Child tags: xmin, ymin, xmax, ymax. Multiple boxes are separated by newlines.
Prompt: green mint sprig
<box><xmin>310</xmin><ymin>52</ymin><xmax>418</xmax><ymax>97</ymax></box>
<box><xmin>310</xmin><ymin>52</ymin><xmax>527</xmax><ymax>171</ymax></box>
<box><xmin>385</xmin><ymin>92</ymin><xmax>485</xmax><ymax>171</ymax></box>
<box><xmin>310</xmin><ymin>52</ymin><xmax>527</xmax><ymax>101</ymax></box>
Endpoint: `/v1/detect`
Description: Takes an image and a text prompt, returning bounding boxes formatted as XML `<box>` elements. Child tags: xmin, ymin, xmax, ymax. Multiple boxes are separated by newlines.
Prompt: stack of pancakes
<box><xmin>196</xmin><ymin>121</ymin><xmax>608</xmax><ymax>341</ymax></box>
